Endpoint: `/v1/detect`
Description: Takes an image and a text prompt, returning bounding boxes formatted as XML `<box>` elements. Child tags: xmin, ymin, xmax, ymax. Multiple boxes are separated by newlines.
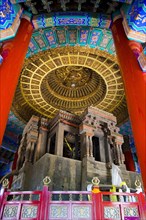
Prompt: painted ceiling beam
<box><xmin>10</xmin><ymin>0</ymin><xmax>26</xmax><ymax>3</ymax></box>
<box><xmin>0</xmin><ymin>163</ymin><xmax>12</xmax><ymax>178</ymax></box>
<box><xmin>32</xmin><ymin>12</ymin><xmax>111</xmax><ymax>30</ymax></box>
<box><xmin>0</xmin><ymin>156</ymin><xmax>9</xmax><ymax>164</ymax></box>
<box><xmin>26</xmin><ymin>26</ymin><xmax>115</xmax><ymax>58</ymax></box>
<box><xmin>0</xmin><ymin>145</ymin><xmax>17</xmax><ymax>153</ymax></box>
<box><xmin>121</xmin><ymin>0</ymin><xmax>146</xmax><ymax>43</ymax></box>
<box><xmin>112</xmin><ymin>0</ymin><xmax>133</xmax><ymax>3</ymax></box>
<box><xmin>2</xmin><ymin>138</ymin><xmax>18</xmax><ymax>151</ymax></box>
<box><xmin>1</xmin><ymin>1</ymin><xmax>145</xmax><ymax>44</ymax></box>
<box><xmin>0</xmin><ymin>0</ymin><xmax>23</xmax><ymax>42</ymax></box>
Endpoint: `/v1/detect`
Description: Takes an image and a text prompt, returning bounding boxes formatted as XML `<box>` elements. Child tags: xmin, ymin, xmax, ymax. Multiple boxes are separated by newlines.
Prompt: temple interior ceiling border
<box><xmin>26</xmin><ymin>26</ymin><xmax>115</xmax><ymax>58</ymax></box>
<box><xmin>1</xmin><ymin>0</ymin><xmax>145</xmax><ymax>43</ymax></box>
<box><xmin>12</xmin><ymin>46</ymin><xmax>128</xmax><ymax>125</ymax></box>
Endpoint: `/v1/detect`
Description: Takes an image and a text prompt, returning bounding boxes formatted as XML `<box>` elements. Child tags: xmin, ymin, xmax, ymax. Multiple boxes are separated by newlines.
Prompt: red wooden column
<box><xmin>122</xmin><ymin>136</ymin><xmax>135</xmax><ymax>172</ymax></box>
<box><xmin>124</xmin><ymin>151</ymin><xmax>135</xmax><ymax>172</ymax></box>
<box><xmin>111</xmin><ymin>18</ymin><xmax>146</xmax><ymax>193</ymax></box>
<box><xmin>0</xmin><ymin>18</ymin><xmax>33</xmax><ymax>145</ymax></box>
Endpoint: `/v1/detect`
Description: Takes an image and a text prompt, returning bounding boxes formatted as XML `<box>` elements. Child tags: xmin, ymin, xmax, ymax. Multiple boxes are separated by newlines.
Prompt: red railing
<box><xmin>49</xmin><ymin>191</ymin><xmax>93</xmax><ymax>220</ymax></box>
<box><xmin>0</xmin><ymin>189</ymin><xmax>42</xmax><ymax>219</ymax></box>
<box><xmin>93</xmin><ymin>191</ymin><xmax>146</xmax><ymax>220</ymax></box>
<box><xmin>0</xmin><ymin>186</ymin><xmax>146</xmax><ymax>220</ymax></box>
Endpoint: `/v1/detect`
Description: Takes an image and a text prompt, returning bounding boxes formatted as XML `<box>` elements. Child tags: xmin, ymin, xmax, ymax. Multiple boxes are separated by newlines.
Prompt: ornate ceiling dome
<box><xmin>12</xmin><ymin>46</ymin><xmax>128</xmax><ymax>124</ymax></box>
<box><xmin>41</xmin><ymin>65</ymin><xmax>106</xmax><ymax>111</ymax></box>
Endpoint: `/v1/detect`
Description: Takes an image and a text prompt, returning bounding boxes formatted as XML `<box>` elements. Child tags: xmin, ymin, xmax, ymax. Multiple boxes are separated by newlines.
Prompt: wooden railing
<box><xmin>92</xmin><ymin>191</ymin><xmax>146</xmax><ymax>220</ymax></box>
<box><xmin>0</xmin><ymin>186</ymin><xmax>146</xmax><ymax>219</ymax></box>
<box><xmin>0</xmin><ymin>189</ymin><xmax>42</xmax><ymax>219</ymax></box>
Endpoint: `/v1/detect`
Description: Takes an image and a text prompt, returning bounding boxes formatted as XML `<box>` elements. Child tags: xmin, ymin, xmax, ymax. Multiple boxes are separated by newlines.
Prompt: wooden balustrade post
<box><xmin>137</xmin><ymin>193</ymin><xmax>146</xmax><ymax>219</ymax></box>
<box><xmin>39</xmin><ymin>185</ymin><xmax>49</xmax><ymax>220</ymax></box>
<box><xmin>39</xmin><ymin>176</ymin><xmax>51</xmax><ymax>220</ymax></box>
<box><xmin>0</xmin><ymin>188</ymin><xmax>6</xmax><ymax>219</ymax></box>
<box><xmin>0</xmin><ymin>179</ymin><xmax>9</xmax><ymax>218</ymax></box>
<box><xmin>0</xmin><ymin>187</ymin><xmax>5</xmax><ymax>210</ymax></box>
<box><xmin>91</xmin><ymin>177</ymin><xmax>102</xmax><ymax>220</ymax></box>
<box><xmin>92</xmin><ymin>190</ymin><xmax>102</xmax><ymax>220</ymax></box>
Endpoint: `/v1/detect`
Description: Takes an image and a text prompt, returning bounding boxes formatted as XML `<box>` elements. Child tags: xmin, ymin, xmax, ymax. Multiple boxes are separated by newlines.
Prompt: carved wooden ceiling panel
<box><xmin>12</xmin><ymin>46</ymin><xmax>128</xmax><ymax>124</ymax></box>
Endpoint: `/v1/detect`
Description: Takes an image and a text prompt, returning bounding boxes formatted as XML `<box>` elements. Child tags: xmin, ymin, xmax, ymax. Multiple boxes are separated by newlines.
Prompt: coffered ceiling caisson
<box><xmin>12</xmin><ymin>46</ymin><xmax>128</xmax><ymax>124</ymax></box>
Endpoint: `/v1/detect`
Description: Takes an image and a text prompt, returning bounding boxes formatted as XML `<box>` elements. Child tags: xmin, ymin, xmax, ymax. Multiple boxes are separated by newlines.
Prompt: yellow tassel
<box><xmin>64</xmin><ymin>138</ymin><xmax>73</xmax><ymax>152</ymax></box>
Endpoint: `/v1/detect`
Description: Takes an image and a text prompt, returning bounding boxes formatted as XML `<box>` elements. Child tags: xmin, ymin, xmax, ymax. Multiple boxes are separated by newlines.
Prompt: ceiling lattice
<box><xmin>12</xmin><ymin>46</ymin><xmax>128</xmax><ymax>124</ymax></box>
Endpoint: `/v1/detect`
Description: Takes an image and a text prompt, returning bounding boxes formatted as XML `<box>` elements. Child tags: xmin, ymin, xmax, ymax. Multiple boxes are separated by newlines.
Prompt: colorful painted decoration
<box><xmin>10</xmin><ymin>0</ymin><xmax>26</xmax><ymax>3</ymax></box>
<box><xmin>0</xmin><ymin>55</ymin><xmax>3</xmax><ymax>64</ymax></box>
<box><xmin>2</xmin><ymin>111</ymin><xmax>24</xmax><ymax>148</ymax></box>
<box><xmin>0</xmin><ymin>0</ymin><xmax>22</xmax><ymax>42</ymax></box>
<box><xmin>5</xmin><ymin>111</ymin><xmax>25</xmax><ymax>135</ymax></box>
<box><xmin>32</xmin><ymin>12</ymin><xmax>111</xmax><ymax>29</ymax></box>
<box><xmin>121</xmin><ymin>0</ymin><xmax>146</xmax><ymax>43</ymax></box>
<box><xmin>26</xmin><ymin>26</ymin><xmax>115</xmax><ymax>57</ymax></box>
<box><xmin>138</xmin><ymin>47</ymin><xmax>146</xmax><ymax>72</ymax></box>
<box><xmin>112</xmin><ymin>0</ymin><xmax>132</xmax><ymax>3</ymax></box>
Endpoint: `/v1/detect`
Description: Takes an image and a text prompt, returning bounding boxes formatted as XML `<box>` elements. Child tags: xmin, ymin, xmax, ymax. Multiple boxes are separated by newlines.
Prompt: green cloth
<box><xmin>110</xmin><ymin>185</ymin><xmax>118</xmax><ymax>202</ymax></box>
